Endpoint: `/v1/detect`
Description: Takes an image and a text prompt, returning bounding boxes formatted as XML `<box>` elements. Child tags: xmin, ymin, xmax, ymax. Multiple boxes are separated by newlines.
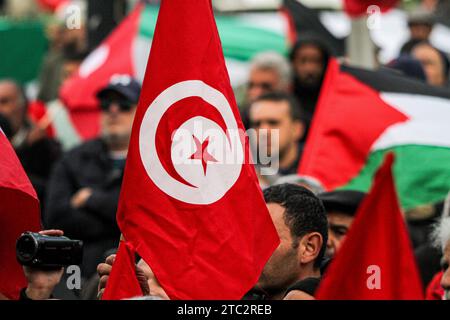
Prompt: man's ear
<box><xmin>298</xmin><ymin>232</ymin><xmax>323</xmax><ymax>266</ymax></box>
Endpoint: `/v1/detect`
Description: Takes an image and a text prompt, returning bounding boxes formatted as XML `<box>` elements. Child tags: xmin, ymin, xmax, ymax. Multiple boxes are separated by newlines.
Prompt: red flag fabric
<box><xmin>316</xmin><ymin>153</ymin><xmax>424</xmax><ymax>300</ymax></box>
<box><xmin>59</xmin><ymin>4</ymin><xmax>143</xmax><ymax>140</ymax></box>
<box><xmin>0</xmin><ymin>130</ymin><xmax>41</xmax><ymax>299</ymax></box>
<box><xmin>37</xmin><ymin>0</ymin><xmax>69</xmax><ymax>12</ymax></box>
<box><xmin>344</xmin><ymin>0</ymin><xmax>399</xmax><ymax>17</ymax></box>
<box><xmin>112</xmin><ymin>0</ymin><xmax>279</xmax><ymax>300</ymax></box>
<box><xmin>102</xmin><ymin>240</ymin><xmax>142</xmax><ymax>300</ymax></box>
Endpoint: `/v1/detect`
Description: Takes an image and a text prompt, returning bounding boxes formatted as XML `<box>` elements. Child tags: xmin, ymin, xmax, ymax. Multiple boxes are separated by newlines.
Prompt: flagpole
<box><xmin>346</xmin><ymin>16</ymin><xmax>376</xmax><ymax>69</ymax></box>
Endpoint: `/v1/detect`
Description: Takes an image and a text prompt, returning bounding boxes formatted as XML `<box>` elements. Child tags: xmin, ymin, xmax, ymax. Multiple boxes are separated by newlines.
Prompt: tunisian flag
<box><xmin>316</xmin><ymin>153</ymin><xmax>424</xmax><ymax>299</ymax></box>
<box><xmin>344</xmin><ymin>0</ymin><xmax>399</xmax><ymax>17</ymax></box>
<box><xmin>0</xmin><ymin>130</ymin><xmax>41</xmax><ymax>299</ymax></box>
<box><xmin>104</xmin><ymin>0</ymin><xmax>279</xmax><ymax>300</ymax></box>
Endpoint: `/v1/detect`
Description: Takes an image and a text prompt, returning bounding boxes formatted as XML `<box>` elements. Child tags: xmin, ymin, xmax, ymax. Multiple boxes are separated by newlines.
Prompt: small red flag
<box><xmin>316</xmin><ymin>153</ymin><xmax>424</xmax><ymax>300</ymax></box>
<box><xmin>59</xmin><ymin>4</ymin><xmax>144</xmax><ymax>140</ymax></box>
<box><xmin>0</xmin><ymin>130</ymin><xmax>41</xmax><ymax>299</ymax></box>
<box><xmin>109</xmin><ymin>0</ymin><xmax>279</xmax><ymax>300</ymax></box>
<box><xmin>344</xmin><ymin>0</ymin><xmax>399</xmax><ymax>17</ymax></box>
<box><xmin>102</xmin><ymin>240</ymin><xmax>142</xmax><ymax>300</ymax></box>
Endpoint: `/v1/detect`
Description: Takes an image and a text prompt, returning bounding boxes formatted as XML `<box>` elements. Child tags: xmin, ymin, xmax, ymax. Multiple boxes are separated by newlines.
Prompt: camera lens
<box><xmin>16</xmin><ymin>233</ymin><xmax>38</xmax><ymax>262</ymax></box>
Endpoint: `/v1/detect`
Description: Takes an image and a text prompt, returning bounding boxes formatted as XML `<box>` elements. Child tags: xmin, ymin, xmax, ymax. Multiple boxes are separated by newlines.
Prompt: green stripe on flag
<box><xmin>341</xmin><ymin>145</ymin><xmax>450</xmax><ymax>210</ymax></box>
<box><xmin>138</xmin><ymin>5</ymin><xmax>159</xmax><ymax>39</ymax></box>
<box><xmin>215</xmin><ymin>15</ymin><xmax>288</xmax><ymax>61</ymax></box>
<box><xmin>138</xmin><ymin>5</ymin><xmax>288</xmax><ymax>62</ymax></box>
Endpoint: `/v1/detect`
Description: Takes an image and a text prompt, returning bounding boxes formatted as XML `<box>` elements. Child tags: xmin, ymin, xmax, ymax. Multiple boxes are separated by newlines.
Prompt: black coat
<box><xmin>44</xmin><ymin>138</ymin><xmax>122</xmax><ymax>277</ymax></box>
<box><xmin>15</xmin><ymin>137</ymin><xmax>61</xmax><ymax>210</ymax></box>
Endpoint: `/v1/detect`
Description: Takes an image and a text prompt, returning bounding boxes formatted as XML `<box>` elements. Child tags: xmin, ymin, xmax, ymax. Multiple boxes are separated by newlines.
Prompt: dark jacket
<box><xmin>15</xmin><ymin>136</ymin><xmax>61</xmax><ymax>210</ymax></box>
<box><xmin>44</xmin><ymin>138</ymin><xmax>122</xmax><ymax>277</ymax></box>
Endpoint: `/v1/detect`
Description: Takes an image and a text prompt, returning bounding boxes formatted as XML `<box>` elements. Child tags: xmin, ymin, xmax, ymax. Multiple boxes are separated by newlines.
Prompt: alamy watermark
<box><xmin>367</xmin><ymin>5</ymin><xmax>382</xmax><ymax>30</ymax></box>
<box><xmin>169</xmin><ymin>122</ymin><xmax>280</xmax><ymax>176</ymax></box>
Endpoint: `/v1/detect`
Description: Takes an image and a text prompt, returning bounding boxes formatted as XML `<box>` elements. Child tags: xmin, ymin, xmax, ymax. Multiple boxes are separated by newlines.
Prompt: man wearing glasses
<box><xmin>45</xmin><ymin>75</ymin><xmax>140</xmax><ymax>281</ymax></box>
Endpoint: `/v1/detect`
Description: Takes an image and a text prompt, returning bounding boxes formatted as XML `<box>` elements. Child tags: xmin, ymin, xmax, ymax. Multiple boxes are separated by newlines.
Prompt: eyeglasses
<box><xmin>100</xmin><ymin>99</ymin><xmax>134</xmax><ymax>112</ymax></box>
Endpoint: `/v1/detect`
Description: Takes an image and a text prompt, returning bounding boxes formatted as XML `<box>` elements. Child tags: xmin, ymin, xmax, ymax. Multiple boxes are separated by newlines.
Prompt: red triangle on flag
<box><xmin>102</xmin><ymin>240</ymin><xmax>143</xmax><ymax>300</ymax></box>
<box><xmin>316</xmin><ymin>153</ymin><xmax>424</xmax><ymax>300</ymax></box>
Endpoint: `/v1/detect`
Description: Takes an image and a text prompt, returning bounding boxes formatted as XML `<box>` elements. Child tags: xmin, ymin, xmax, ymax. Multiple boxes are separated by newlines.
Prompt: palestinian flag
<box><xmin>59</xmin><ymin>3</ymin><xmax>289</xmax><ymax>140</ymax></box>
<box><xmin>299</xmin><ymin>58</ymin><xmax>450</xmax><ymax>210</ymax></box>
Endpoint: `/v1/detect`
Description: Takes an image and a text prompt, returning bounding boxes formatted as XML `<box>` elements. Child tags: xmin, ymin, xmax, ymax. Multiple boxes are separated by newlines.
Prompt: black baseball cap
<box><xmin>318</xmin><ymin>190</ymin><xmax>366</xmax><ymax>216</ymax></box>
<box><xmin>96</xmin><ymin>74</ymin><xmax>141</xmax><ymax>104</ymax></box>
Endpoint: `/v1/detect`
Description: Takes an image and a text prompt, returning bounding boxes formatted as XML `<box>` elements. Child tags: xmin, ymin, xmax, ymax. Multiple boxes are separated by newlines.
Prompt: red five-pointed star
<box><xmin>190</xmin><ymin>135</ymin><xmax>218</xmax><ymax>175</ymax></box>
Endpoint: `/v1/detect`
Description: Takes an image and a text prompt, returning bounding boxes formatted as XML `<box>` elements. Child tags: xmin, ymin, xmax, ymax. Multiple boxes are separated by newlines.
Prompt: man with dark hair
<box><xmin>249</xmin><ymin>183</ymin><xmax>328</xmax><ymax>300</ymax></box>
<box><xmin>317</xmin><ymin>190</ymin><xmax>366</xmax><ymax>259</ymax></box>
<box><xmin>248</xmin><ymin>92</ymin><xmax>305</xmax><ymax>186</ymax></box>
<box><xmin>289</xmin><ymin>34</ymin><xmax>331</xmax><ymax>129</ymax></box>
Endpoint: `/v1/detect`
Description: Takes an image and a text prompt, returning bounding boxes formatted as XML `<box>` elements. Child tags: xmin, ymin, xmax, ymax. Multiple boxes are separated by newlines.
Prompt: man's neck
<box><xmin>273</xmin><ymin>267</ymin><xmax>320</xmax><ymax>300</ymax></box>
<box><xmin>298</xmin><ymin>267</ymin><xmax>321</xmax><ymax>281</ymax></box>
<box><xmin>106</xmin><ymin>139</ymin><xmax>129</xmax><ymax>153</ymax></box>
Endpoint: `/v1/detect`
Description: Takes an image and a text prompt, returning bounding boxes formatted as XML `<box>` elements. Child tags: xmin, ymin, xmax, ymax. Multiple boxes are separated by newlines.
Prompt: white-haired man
<box><xmin>433</xmin><ymin>194</ymin><xmax>450</xmax><ymax>300</ymax></box>
<box><xmin>246</xmin><ymin>51</ymin><xmax>292</xmax><ymax>103</ymax></box>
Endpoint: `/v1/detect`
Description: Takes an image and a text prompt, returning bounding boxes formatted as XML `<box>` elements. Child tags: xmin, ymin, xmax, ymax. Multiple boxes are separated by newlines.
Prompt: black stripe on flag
<box><xmin>283</xmin><ymin>0</ymin><xmax>346</xmax><ymax>57</ymax></box>
<box><xmin>342</xmin><ymin>64</ymin><xmax>450</xmax><ymax>99</ymax></box>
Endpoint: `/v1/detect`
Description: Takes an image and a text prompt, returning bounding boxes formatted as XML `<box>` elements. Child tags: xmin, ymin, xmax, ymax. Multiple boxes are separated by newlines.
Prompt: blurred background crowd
<box><xmin>0</xmin><ymin>0</ymin><xmax>449</xmax><ymax>300</ymax></box>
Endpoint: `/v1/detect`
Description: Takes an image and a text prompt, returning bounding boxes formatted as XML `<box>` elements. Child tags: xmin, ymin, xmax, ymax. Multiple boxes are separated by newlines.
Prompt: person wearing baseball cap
<box><xmin>317</xmin><ymin>190</ymin><xmax>366</xmax><ymax>259</ymax></box>
<box><xmin>45</xmin><ymin>75</ymin><xmax>142</xmax><ymax>280</ymax></box>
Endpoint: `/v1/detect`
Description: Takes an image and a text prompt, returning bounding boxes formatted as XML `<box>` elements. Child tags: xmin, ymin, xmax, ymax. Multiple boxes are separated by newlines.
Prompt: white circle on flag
<box><xmin>79</xmin><ymin>45</ymin><xmax>109</xmax><ymax>78</ymax></box>
<box><xmin>139</xmin><ymin>80</ymin><xmax>244</xmax><ymax>205</ymax></box>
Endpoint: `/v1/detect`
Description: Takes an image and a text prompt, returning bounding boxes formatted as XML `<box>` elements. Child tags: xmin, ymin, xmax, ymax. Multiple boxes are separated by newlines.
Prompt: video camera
<box><xmin>16</xmin><ymin>232</ymin><xmax>83</xmax><ymax>268</ymax></box>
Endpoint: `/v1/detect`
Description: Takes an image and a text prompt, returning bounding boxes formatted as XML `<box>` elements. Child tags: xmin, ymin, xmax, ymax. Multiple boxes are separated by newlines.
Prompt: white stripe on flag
<box><xmin>372</xmin><ymin>93</ymin><xmax>450</xmax><ymax>150</ymax></box>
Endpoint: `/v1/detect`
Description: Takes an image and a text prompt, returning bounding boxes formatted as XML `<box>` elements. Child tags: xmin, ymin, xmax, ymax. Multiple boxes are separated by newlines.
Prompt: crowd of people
<box><xmin>0</xmin><ymin>0</ymin><xmax>449</xmax><ymax>300</ymax></box>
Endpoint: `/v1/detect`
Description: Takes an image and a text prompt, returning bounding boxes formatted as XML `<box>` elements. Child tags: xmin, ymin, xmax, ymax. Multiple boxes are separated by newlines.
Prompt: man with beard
<box><xmin>248</xmin><ymin>183</ymin><xmax>328</xmax><ymax>300</ymax></box>
<box><xmin>45</xmin><ymin>75</ymin><xmax>140</xmax><ymax>279</ymax></box>
<box><xmin>248</xmin><ymin>92</ymin><xmax>305</xmax><ymax>186</ymax></box>
<box><xmin>96</xmin><ymin>184</ymin><xmax>328</xmax><ymax>300</ymax></box>
<box><xmin>290</xmin><ymin>35</ymin><xmax>331</xmax><ymax>134</ymax></box>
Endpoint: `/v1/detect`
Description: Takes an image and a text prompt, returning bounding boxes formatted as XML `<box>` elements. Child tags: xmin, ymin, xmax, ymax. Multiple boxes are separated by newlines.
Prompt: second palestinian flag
<box><xmin>299</xmin><ymin>58</ymin><xmax>450</xmax><ymax>210</ymax></box>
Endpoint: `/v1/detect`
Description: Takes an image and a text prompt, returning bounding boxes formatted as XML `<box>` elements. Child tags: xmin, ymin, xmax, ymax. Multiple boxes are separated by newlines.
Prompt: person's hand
<box><xmin>97</xmin><ymin>254</ymin><xmax>151</xmax><ymax>299</ymax></box>
<box><xmin>23</xmin><ymin>230</ymin><xmax>65</xmax><ymax>300</ymax></box>
<box><xmin>137</xmin><ymin>259</ymin><xmax>169</xmax><ymax>300</ymax></box>
<box><xmin>70</xmin><ymin>188</ymin><xmax>93</xmax><ymax>209</ymax></box>
<box><xmin>97</xmin><ymin>254</ymin><xmax>115</xmax><ymax>299</ymax></box>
